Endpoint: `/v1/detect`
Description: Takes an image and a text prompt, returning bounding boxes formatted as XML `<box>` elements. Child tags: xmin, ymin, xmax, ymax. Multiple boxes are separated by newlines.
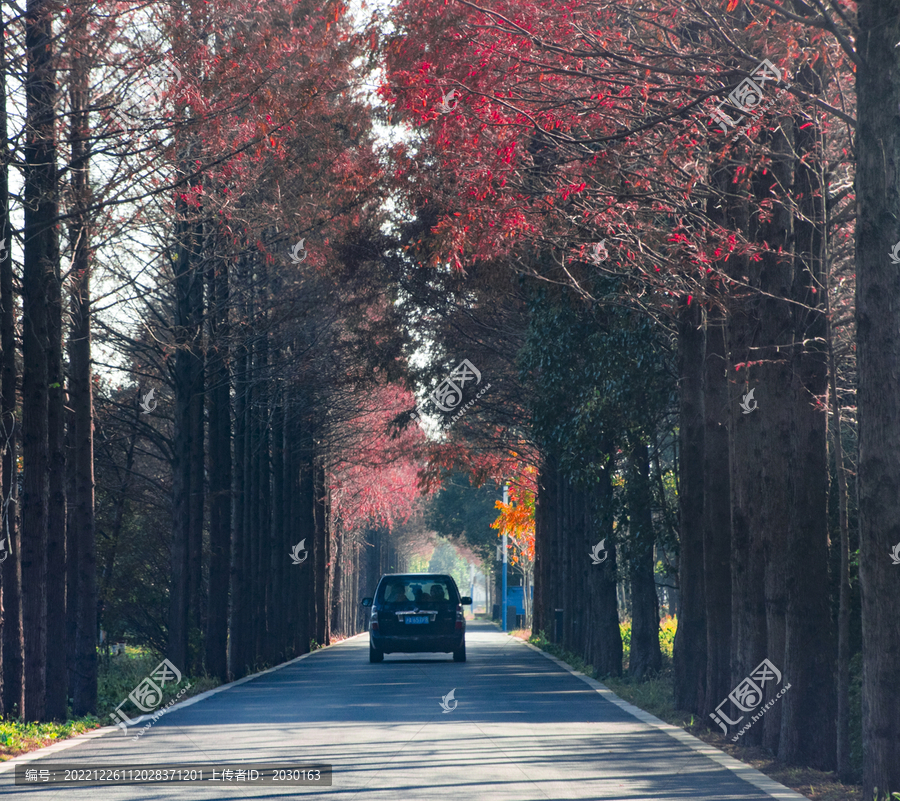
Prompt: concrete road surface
<box><xmin>0</xmin><ymin>622</ymin><xmax>807</xmax><ymax>800</ymax></box>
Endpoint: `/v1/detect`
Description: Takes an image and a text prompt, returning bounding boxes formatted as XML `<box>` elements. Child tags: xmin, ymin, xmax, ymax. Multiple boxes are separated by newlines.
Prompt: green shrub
<box><xmin>619</xmin><ymin>616</ymin><xmax>676</xmax><ymax>663</ymax></box>
<box><xmin>659</xmin><ymin>615</ymin><xmax>677</xmax><ymax>660</ymax></box>
<box><xmin>620</xmin><ymin>620</ymin><xmax>631</xmax><ymax>659</ymax></box>
<box><xmin>97</xmin><ymin>647</ymin><xmax>216</xmax><ymax>721</ymax></box>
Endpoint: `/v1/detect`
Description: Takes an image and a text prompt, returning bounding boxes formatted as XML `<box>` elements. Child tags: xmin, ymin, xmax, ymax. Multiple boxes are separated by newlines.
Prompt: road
<box><xmin>1</xmin><ymin>622</ymin><xmax>806</xmax><ymax>800</ymax></box>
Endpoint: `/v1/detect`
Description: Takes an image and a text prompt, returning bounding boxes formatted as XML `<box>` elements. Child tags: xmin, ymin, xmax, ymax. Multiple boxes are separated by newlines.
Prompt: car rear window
<box><xmin>378</xmin><ymin>577</ymin><xmax>457</xmax><ymax>605</ymax></box>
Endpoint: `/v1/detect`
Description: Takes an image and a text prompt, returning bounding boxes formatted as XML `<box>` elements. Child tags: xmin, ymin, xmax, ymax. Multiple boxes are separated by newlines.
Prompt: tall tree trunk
<box><xmin>269</xmin><ymin>381</ymin><xmax>284</xmax><ymax>661</ymax></box>
<box><xmin>854</xmin><ymin>6</ymin><xmax>900</xmax><ymax>794</ymax></box>
<box><xmin>701</xmin><ymin>308</ymin><xmax>731</xmax><ymax>720</ymax></box>
<box><xmin>284</xmin><ymin>399</ymin><xmax>296</xmax><ymax>655</ymax></box>
<box><xmin>68</xmin><ymin>8</ymin><xmax>97</xmax><ymax>713</ymax></box>
<box><xmin>295</xmin><ymin>405</ymin><xmax>314</xmax><ymax>655</ymax></box>
<box><xmin>0</xmin><ymin>1</ymin><xmax>24</xmax><ymax>719</ymax></box>
<box><xmin>780</xmin><ymin>79</ymin><xmax>835</xmax><ymax>769</ymax></box>
<box><xmin>533</xmin><ymin>455</ymin><xmax>558</xmax><ymax>640</ymax></box>
<box><xmin>752</xmin><ymin>126</ymin><xmax>793</xmax><ymax>754</ymax></box>
<box><xmin>313</xmin><ymin>459</ymin><xmax>329</xmax><ymax>647</ymax></box>
<box><xmin>331</xmin><ymin>525</ymin><xmax>343</xmax><ymax>638</ymax></box>
<box><xmin>228</xmin><ymin>306</ymin><xmax>249</xmax><ymax>679</ymax></box>
<box><xmin>248</xmin><ymin>334</ymin><xmax>261</xmax><ymax>665</ymax></box>
<box><xmin>43</xmin><ymin>32</ymin><xmax>69</xmax><ymax>718</ymax></box>
<box><xmin>205</xmin><ymin>256</ymin><xmax>230</xmax><ymax>681</ymax></box>
<box><xmin>168</xmin><ymin>197</ymin><xmax>194</xmax><ymax>672</ymax></box>
<box><xmin>590</xmin><ymin>438</ymin><xmax>622</xmax><ymax>677</ymax></box>
<box><xmin>22</xmin><ymin>0</ymin><xmax>60</xmax><ymax>721</ymax></box>
<box><xmin>673</xmin><ymin>299</ymin><xmax>706</xmax><ymax>713</ymax></box>
<box><xmin>45</xmin><ymin>253</ymin><xmax>66</xmax><ymax>722</ymax></box>
<box><xmin>244</xmin><ymin>333</ymin><xmax>256</xmax><ymax>667</ymax></box>
<box><xmin>627</xmin><ymin>440</ymin><xmax>661</xmax><ymax>679</ymax></box>
<box><xmin>827</xmin><ymin>268</ymin><xmax>852</xmax><ymax>782</ymax></box>
<box><xmin>255</xmin><ymin>316</ymin><xmax>269</xmax><ymax>662</ymax></box>
<box><xmin>727</xmin><ymin>183</ymin><xmax>767</xmax><ymax>746</ymax></box>
<box><xmin>188</xmin><ymin>246</ymin><xmax>205</xmax><ymax>676</ymax></box>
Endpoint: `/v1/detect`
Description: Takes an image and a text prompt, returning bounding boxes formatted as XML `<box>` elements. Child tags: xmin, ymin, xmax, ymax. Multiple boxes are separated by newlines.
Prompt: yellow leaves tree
<box><xmin>491</xmin><ymin>465</ymin><xmax>536</xmax><ymax>564</ymax></box>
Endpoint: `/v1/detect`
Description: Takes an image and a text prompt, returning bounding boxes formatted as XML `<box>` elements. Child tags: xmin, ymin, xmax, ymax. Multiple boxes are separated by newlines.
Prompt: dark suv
<box><xmin>361</xmin><ymin>574</ymin><xmax>471</xmax><ymax>663</ymax></box>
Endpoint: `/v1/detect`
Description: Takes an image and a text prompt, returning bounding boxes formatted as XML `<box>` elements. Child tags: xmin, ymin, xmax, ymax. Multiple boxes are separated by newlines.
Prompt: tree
<box><xmin>21</xmin><ymin>0</ymin><xmax>60</xmax><ymax>722</ymax></box>
<box><xmin>0</xmin><ymin>0</ymin><xmax>23</xmax><ymax>720</ymax></box>
<box><xmin>67</xmin><ymin>0</ymin><xmax>98</xmax><ymax>716</ymax></box>
<box><xmin>855</xmin><ymin>2</ymin><xmax>900</xmax><ymax>795</ymax></box>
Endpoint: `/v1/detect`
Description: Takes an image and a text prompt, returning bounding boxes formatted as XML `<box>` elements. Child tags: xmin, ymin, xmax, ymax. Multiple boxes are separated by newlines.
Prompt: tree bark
<box><xmin>827</xmin><ymin>274</ymin><xmax>852</xmax><ymax>781</ymax></box>
<box><xmin>67</xmin><ymin>13</ymin><xmax>97</xmax><ymax>713</ymax></box>
<box><xmin>673</xmin><ymin>299</ymin><xmax>706</xmax><ymax>713</ymax></box>
<box><xmin>315</xmin><ymin>461</ymin><xmax>331</xmax><ymax>647</ymax></box>
<box><xmin>248</xmin><ymin>333</ymin><xmax>261</xmax><ymax>665</ymax></box>
<box><xmin>591</xmin><ymin>438</ymin><xmax>622</xmax><ymax>677</ymax></box>
<box><xmin>168</xmin><ymin>194</ymin><xmax>199</xmax><ymax>673</ymax></box>
<box><xmin>22</xmin><ymin>0</ymin><xmax>60</xmax><ymax>721</ymax></box>
<box><xmin>854</xmin><ymin>5</ymin><xmax>900</xmax><ymax>794</ymax></box>
<box><xmin>295</xmin><ymin>407</ymin><xmax>315</xmax><ymax>654</ymax></box>
<box><xmin>627</xmin><ymin>440</ymin><xmax>661</xmax><ymax>679</ymax></box>
<box><xmin>701</xmin><ymin>309</ymin><xmax>731</xmax><ymax>720</ymax></box>
<box><xmin>726</xmin><ymin>178</ymin><xmax>767</xmax><ymax>745</ymax></box>
<box><xmin>331</xmin><ymin>525</ymin><xmax>344</xmax><ymax>638</ymax></box>
<box><xmin>752</xmin><ymin>126</ymin><xmax>793</xmax><ymax>754</ymax></box>
<box><xmin>0</xmin><ymin>2</ymin><xmax>24</xmax><ymax>719</ymax></box>
<box><xmin>269</xmin><ymin>381</ymin><xmax>284</xmax><ymax>661</ymax></box>
<box><xmin>533</xmin><ymin>455</ymin><xmax>558</xmax><ymax>640</ymax></box>
<box><xmin>205</xmin><ymin>256</ymin><xmax>230</xmax><ymax>681</ymax></box>
<box><xmin>779</xmin><ymin>79</ymin><xmax>835</xmax><ymax>769</ymax></box>
<box><xmin>228</xmin><ymin>301</ymin><xmax>249</xmax><ymax>679</ymax></box>
<box><xmin>188</xmin><ymin>252</ymin><xmax>205</xmax><ymax>676</ymax></box>
<box><xmin>255</xmin><ymin>318</ymin><xmax>269</xmax><ymax>662</ymax></box>
<box><xmin>43</xmin><ymin>27</ymin><xmax>69</xmax><ymax>717</ymax></box>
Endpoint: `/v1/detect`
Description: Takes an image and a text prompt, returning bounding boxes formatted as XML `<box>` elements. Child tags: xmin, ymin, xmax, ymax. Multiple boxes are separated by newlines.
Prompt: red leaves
<box><xmin>560</xmin><ymin>182</ymin><xmax>587</xmax><ymax>201</ymax></box>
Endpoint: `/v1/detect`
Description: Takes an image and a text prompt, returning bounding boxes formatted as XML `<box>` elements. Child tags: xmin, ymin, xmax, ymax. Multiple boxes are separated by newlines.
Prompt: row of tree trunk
<box><xmin>0</xmin><ymin>0</ymin><xmax>97</xmax><ymax>722</ymax></box>
<box><xmin>672</xmin><ymin>99</ymin><xmax>836</xmax><ymax>771</ymax></box>
<box><xmin>169</xmin><ymin>245</ymin><xmax>406</xmax><ymax>680</ymax></box>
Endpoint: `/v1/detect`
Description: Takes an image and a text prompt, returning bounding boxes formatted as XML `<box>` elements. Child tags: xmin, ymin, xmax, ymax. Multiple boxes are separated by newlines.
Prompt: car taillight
<box><xmin>370</xmin><ymin>609</ymin><xmax>378</xmax><ymax>631</ymax></box>
<box><xmin>456</xmin><ymin>605</ymin><xmax>464</xmax><ymax>629</ymax></box>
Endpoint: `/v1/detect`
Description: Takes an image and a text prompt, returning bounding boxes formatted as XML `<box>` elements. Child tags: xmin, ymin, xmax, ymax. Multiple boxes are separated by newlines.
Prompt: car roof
<box><xmin>378</xmin><ymin>573</ymin><xmax>455</xmax><ymax>581</ymax></box>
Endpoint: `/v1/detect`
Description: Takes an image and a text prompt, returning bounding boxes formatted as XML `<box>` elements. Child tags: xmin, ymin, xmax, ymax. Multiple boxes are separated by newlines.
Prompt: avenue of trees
<box><xmin>0</xmin><ymin>0</ymin><xmax>897</xmax><ymax>798</ymax></box>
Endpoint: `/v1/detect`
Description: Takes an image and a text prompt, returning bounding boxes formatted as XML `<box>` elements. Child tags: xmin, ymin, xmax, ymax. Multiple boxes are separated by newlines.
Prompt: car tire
<box><xmin>452</xmin><ymin>640</ymin><xmax>466</xmax><ymax>662</ymax></box>
<box><xmin>369</xmin><ymin>642</ymin><xmax>384</xmax><ymax>663</ymax></box>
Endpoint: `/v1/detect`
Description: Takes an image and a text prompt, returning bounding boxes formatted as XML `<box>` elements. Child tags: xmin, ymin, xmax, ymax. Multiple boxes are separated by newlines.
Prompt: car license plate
<box><xmin>404</xmin><ymin>615</ymin><xmax>429</xmax><ymax>624</ymax></box>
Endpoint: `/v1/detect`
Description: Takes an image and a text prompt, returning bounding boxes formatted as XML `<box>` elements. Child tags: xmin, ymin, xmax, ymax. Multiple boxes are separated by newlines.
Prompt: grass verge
<box><xmin>0</xmin><ymin>647</ymin><xmax>220</xmax><ymax>762</ymax></box>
